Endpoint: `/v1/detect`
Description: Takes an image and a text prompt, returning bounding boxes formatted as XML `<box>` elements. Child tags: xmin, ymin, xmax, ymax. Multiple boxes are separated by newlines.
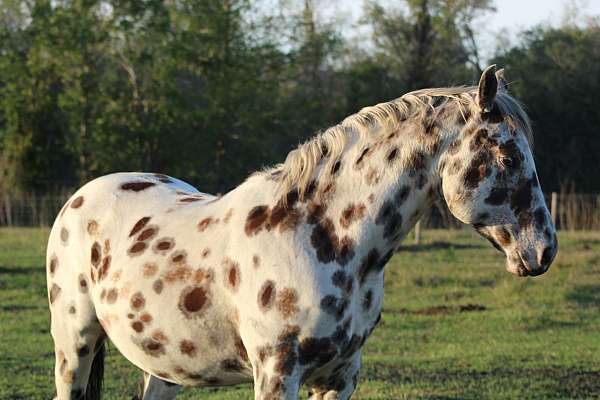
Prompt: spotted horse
<box><xmin>47</xmin><ymin>66</ymin><xmax>557</xmax><ymax>400</ymax></box>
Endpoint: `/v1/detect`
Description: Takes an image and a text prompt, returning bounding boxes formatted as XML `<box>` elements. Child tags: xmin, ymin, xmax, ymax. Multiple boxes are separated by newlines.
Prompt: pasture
<box><xmin>1</xmin><ymin>228</ymin><xmax>600</xmax><ymax>399</ymax></box>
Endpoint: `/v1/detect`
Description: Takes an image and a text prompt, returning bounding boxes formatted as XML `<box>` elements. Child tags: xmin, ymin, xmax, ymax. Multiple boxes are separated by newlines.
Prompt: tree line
<box><xmin>0</xmin><ymin>0</ymin><xmax>598</xmax><ymax>195</ymax></box>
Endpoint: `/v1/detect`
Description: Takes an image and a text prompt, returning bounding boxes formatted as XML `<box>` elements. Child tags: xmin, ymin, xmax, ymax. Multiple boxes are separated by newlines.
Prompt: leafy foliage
<box><xmin>0</xmin><ymin>1</ymin><xmax>597</xmax><ymax>194</ymax></box>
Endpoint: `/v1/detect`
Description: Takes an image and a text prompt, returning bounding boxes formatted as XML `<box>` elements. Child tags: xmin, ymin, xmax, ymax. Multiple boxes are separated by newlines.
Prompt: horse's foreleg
<box><xmin>307</xmin><ymin>352</ymin><xmax>362</xmax><ymax>400</ymax></box>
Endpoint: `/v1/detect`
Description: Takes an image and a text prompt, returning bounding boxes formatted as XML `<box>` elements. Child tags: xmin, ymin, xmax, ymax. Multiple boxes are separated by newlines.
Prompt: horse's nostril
<box><xmin>540</xmin><ymin>245</ymin><xmax>555</xmax><ymax>267</ymax></box>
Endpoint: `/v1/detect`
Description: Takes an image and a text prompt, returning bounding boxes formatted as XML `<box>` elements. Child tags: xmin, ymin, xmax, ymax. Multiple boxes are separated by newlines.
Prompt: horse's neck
<box><xmin>307</xmin><ymin>121</ymin><xmax>447</xmax><ymax>259</ymax></box>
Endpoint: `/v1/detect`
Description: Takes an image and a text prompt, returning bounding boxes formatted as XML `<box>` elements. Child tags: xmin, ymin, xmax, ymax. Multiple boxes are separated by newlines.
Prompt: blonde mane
<box><xmin>263</xmin><ymin>86</ymin><xmax>532</xmax><ymax>198</ymax></box>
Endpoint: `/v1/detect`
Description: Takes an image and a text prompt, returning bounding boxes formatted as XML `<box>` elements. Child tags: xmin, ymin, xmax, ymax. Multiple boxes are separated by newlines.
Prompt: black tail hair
<box><xmin>86</xmin><ymin>342</ymin><xmax>105</xmax><ymax>400</ymax></box>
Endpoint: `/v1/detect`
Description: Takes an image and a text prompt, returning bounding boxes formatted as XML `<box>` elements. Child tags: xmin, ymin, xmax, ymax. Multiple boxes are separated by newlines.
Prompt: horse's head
<box><xmin>441</xmin><ymin>66</ymin><xmax>557</xmax><ymax>277</ymax></box>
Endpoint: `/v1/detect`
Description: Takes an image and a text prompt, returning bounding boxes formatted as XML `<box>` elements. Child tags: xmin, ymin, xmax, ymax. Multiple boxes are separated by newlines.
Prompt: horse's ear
<box><xmin>477</xmin><ymin>65</ymin><xmax>498</xmax><ymax>113</ymax></box>
<box><xmin>495</xmin><ymin>68</ymin><xmax>508</xmax><ymax>92</ymax></box>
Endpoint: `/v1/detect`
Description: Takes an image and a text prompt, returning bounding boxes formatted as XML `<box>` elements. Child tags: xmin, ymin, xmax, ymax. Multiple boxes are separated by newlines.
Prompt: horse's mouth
<box><xmin>506</xmin><ymin>250</ymin><xmax>546</xmax><ymax>277</ymax></box>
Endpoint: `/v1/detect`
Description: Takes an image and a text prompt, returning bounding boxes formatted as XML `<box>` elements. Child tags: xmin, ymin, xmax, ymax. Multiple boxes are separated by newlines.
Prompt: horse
<box><xmin>46</xmin><ymin>65</ymin><xmax>557</xmax><ymax>400</ymax></box>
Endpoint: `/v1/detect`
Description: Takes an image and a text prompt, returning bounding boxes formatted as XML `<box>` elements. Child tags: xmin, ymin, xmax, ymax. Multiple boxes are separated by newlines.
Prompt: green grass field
<box><xmin>1</xmin><ymin>228</ymin><xmax>600</xmax><ymax>399</ymax></box>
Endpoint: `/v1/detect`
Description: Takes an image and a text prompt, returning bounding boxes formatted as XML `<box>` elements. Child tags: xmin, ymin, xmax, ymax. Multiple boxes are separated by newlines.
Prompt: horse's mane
<box><xmin>261</xmin><ymin>86</ymin><xmax>532</xmax><ymax>198</ymax></box>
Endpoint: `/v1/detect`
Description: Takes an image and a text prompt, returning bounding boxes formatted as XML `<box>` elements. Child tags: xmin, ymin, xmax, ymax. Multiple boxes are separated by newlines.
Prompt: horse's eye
<box><xmin>502</xmin><ymin>157</ymin><xmax>514</xmax><ymax>168</ymax></box>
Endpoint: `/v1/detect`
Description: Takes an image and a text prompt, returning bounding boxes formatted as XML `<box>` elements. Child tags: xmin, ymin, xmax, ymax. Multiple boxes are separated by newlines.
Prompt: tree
<box><xmin>364</xmin><ymin>0</ymin><xmax>495</xmax><ymax>90</ymax></box>
<box><xmin>493</xmin><ymin>22</ymin><xmax>600</xmax><ymax>192</ymax></box>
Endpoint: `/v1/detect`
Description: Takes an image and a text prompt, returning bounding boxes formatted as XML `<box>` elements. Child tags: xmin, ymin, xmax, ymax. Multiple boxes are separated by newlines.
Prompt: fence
<box><xmin>0</xmin><ymin>190</ymin><xmax>598</xmax><ymax>230</ymax></box>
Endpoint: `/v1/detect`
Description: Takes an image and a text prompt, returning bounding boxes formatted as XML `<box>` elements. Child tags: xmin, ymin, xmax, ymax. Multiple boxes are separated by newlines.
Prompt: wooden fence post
<box><xmin>550</xmin><ymin>192</ymin><xmax>558</xmax><ymax>228</ymax></box>
<box><xmin>414</xmin><ymin>219</ymin><xmax>421</xmax><ymax>245</ymax></box>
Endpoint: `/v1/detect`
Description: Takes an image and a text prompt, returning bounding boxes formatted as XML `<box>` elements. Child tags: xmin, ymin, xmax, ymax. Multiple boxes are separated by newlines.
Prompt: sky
<box><xmin>323</xmin><ymin>0</ymin><xmax>600</xmax><ymax>61</ymax></box>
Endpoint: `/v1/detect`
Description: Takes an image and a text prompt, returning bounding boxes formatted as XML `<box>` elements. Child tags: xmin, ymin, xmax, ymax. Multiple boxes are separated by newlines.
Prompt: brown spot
<box><xmin>153</xmin><ymin>238</ymin><xmax>175</xmax><ymax>254</ymax></box>
<box><xmin>128</xmin><ymin>241</ymin><xmax>147</xmax><ymax>256</ymax></box>
<box><xmin>132</xmin><ymin>321</ymin><xmax>144</xmax><ymax>333</ymax></box>
<box><xmin>49</xmin><ymin>255</ymin><xmax>58</xmax><ymax>276</ymax></box>
<box><xmin>121</xmin><ymin>181</ymin><xmax>156</xmax><ymax>192</ymax></box>
<box><xmin>153</xmin><ymin>279</ymin><xmax>164</xmax><ymax>294</ymax></box>
<box><xmin>198</xmin><ymin>217</ymin><xmax>217</xmax><ymax>232</ymax></box>
<box><xmin>138</xmin><ymin>226</ymin><xmax>158</xmax><ymax>242</ymax></box>
<box><xmin>106</xmin><ymin>288</ymin><xmax>119</xmax><ymax>304</ymax></box>
<box><xmin>276</xmin><ymin>288</ymin><xmax>299</xmax><ymax>319</ymax></box>
<box><xmin>91</xmin><ymin>242</ymin><xmax>101</xmax><ymax>267</ymax></box>
<box><xmin>331</xmin><ymin>160</ymin><xmax>342</xmax><ymax>175</ymax></box>
<box><xmin>358</xmin><ymin>248</ymin><xmax>392</xmax><ymax>285</ymax></box>
<box><xmin>368</xmin><ymin>193</ymin><xmax>375</xmax><ymax>204</ymax></box>
<box><xmin>140</xmin><ymin>313</ymin><xmax>153</xmax><ymax>324</ymax></box>
<box><xmin>100</xmin><ymin>289</ymin><xmax>107</xmax><ymax>302</ymax></box>
<box><xmin>87</xmin><ymin>220</ymin><xmax>99</xmax><ymax>235</ymax></box>
<box><xmin>463</xmin><ymin>150</ymin><xmax>492</xmax><ymax>189</ymax></box>
<box><xmin>49</xmin><ymin>284</ymin><xmax>61</xmax><ymax>304</ymax></box>
<box><xmin>223</xmin><ymin>208</ymin><xmax>234</xmax><ymax>224</ymax></box>
<box><xmin>258</xmin><ymin>280</ymin><xmax>276</xmax><ymax>312</ymax></box>
<box><xmin>64</xmin><ymin>370</ymin><xmax>75</xmax><ymax>384</ymax></box>
<box><xmin>252</xmin><ymin>255</ymin><xmax>260</xmax><ymax>269</ymax></box>
<box><xmin>164</xmin><ymin>265</ymin><xmax>192</xmax><ymax>283</ymax></box>
<box><xmin>405</xmin><ymin>151</ymin><xmax>427</xmax><ymax>175</ymax></box>
<box><xmin>110</xmin><ymin>271</ymin><xmax>121</xmax><ymax>285</ymax></box>
<box><xmin>387</xmin><ymin>147</ymin><xmax>399</xmax><ymax>163</ymax></box>
<box><xmin>142</xmin><ymin>263</ymin><xmax>158</xmax><ymax>277</ymax></box>
<box><xmin>192</xmin><ymin>268</ymin><xmax>214</xmax><ymax>285</ymax></box>
<box><xmin>170</xmin><ymin>250</ymin><xmax>187</xmax><ymax>264</ymax></box>
<box><xmin>130</xmin><ymin>292</ymin><xmax>146</xmax><ymax>311</ymax></box>
<box><xmin>201</xmin><ymin>248</ymin><xmax>211</xmax><ymax>258</ymax></box>
<box><xmin>180</xmin><ymin>340</ymin><xmax>197</xmax><ymax>357</ymax></box>
<box><xmin>375</xmin><ymin>200</ymin><xmax>403</xmax><ymax>239</ymax></box>
<box><xmin>179</xmin><ymin>197</ymin><xmax>202</xmax><ymax>203</ymax></box>
<box><xmin>141</xmin><ymin>338</ymin><xmax>165</xmax><ymax>357</ymax></box>
<box><xmin>60</xmin><ymin>227</ymin><xmax>69</xmax><ymax>244</ymax></box>
<box><xmin>320</xmin><ymin>295</ymin><xmax>348</xmax><ymax>320</ymax></box>
<box><xmin>244</xmin><ymin>205</ymin><xmax>269</xmax><ymax>236</ymax></box>
<box><xmin>355</xmin><ymin>147</ymin><xmax>371</xmax><ymax>169</ymax></box>
<box><xmin>448</xmin><ymin>139</ymin><xmax>462</xmax><ymax>155</ymax></box>
<box><xmin>310</xmin><ymin>218</ymin><xmax>337</xmax><ymax>264</ymax></box>
<box><xmin>511</xmin><ymin>177</ymin><xmax>534</xmax><ymax>220</ymax></box>
<box><xmin>98</xmin><ymin>255</ymin><xmax>111</xmax><ymax>281</ymax></box>
<box><xmin>365</xmin><ymin>167</ymin><xmax>380</xmax><ymax>186</ymax></box>
<box><xmin>68</xmin><ymin>305</ymin><xmax>76</xmax><ymax>315</ymax></box>
<box><xmin>151</xmin><ymin>330</ymin><xmax>168</xmax><ymax>343</ymax></box>
<box><xmin>223</xmin><ymin>259</ymin><xmax>241</xmax><ymax>291</ymax></box>
<box><xmin>221</xmin><ymin>359</ymin><xmax>243</xmax><ymax>372</ymax></box>
<box><xmin>340</xmin><ymin>203</ymin><xmax>366</xmax><ymax>229</ymax></box>
<box><xmin>129</xmin><ymin>217</ymin><xmax>151</xmax><ymax>237</ymax></box>
<box><xmin>71</xmin><ymin>196</ymin><xmax>84</xmax><ymax>209</ymax></box>
<box><xmin>179</xmin><ymin>286</ymin><xmax>210</xmax><ymax>318</ymax></box>
<box><xmin>363</xmin><ymin>290</ymin><xmax>373</xmax><ymax>310</ymax></box>
<box><xmin>485</xmin><ymin>188</ymin><xmax>510</xmax><ymax>206</ymax></box>
<box><xmin>338</xmin><ymin>236</ymin><xmax>356</xmax><ymax>265</ymax></box>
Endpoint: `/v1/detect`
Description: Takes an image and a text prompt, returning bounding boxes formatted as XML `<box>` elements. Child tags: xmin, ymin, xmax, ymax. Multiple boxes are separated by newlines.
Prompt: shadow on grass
<box><xmin>0</xmin><ymin>304</ymin><xmax>42</xmax><ymax>312</ymax></box>
<box><xmin>566</xmin><ymin>284</ymin><xmax>600</xmax><ymax>308</ymax></box>
<box><xmin>361</xmin><ymin>363</ymin><xmax>600</xmax><ymax>398</ymax></box>
<box><xmin>383</xmin><ymin>303</ymin><xmax>487</xmax><ymax>316</ymax></box>
<box><xmin>0</xmin><ymin>266</ymin><xmax>44</xmax><ymax>275</ymax></box>
<box><xmin>398</xmin><ymin>241</ymin><xmax>484</xmax><ymax>252</ymax></box>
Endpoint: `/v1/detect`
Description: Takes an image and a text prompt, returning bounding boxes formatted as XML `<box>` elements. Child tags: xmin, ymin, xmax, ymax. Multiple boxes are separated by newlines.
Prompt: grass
<box><xmin>1</xmin><ymin>228</ymin><xmax>600</xmax><ymax>399</ymax></box>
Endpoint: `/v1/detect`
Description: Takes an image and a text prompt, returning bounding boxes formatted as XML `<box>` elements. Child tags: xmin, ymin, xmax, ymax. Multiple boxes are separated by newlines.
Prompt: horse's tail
<box><xmin>86</xmin><ymin>342</ymin><xmax>105</xmax><ymax>400</ymax></box>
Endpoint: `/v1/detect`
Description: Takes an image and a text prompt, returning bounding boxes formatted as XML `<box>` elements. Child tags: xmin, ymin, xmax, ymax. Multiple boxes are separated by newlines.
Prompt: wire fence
<box><xmin>0</xmin><ymin>190</ymin><xmax>598</xmax><ymax>230</ymax></box>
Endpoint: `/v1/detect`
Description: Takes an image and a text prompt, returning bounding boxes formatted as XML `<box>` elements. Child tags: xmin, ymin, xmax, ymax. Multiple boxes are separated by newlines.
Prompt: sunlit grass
<box><xmin>1</xmin><ymin>228</ymin><xmax>599</xmax><ymax>399</ymax></box>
